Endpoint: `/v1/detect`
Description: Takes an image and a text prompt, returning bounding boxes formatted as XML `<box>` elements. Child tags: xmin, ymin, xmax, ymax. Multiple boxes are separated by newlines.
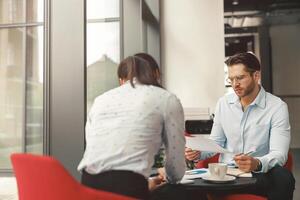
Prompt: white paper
<box><xmin>180</xmin><ymin>179</ymin><xmax>195</xmax><ymax>184</ymax></box>
<box><xmin>227</xmin><ymin>167</ymin><xmax>252</xmax><ymax>177</ymax></box>
<box><xmin>185</xmin><ymin>134</ymin><xmax>232</xmax><ymax>153</ymax></box>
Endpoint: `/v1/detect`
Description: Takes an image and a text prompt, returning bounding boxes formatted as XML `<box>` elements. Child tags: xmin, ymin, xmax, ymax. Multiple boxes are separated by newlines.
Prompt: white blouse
<box><xmin>78</xmin><ymin>82</ymin><xmax>186</xmax><ymax>183</ymax></box>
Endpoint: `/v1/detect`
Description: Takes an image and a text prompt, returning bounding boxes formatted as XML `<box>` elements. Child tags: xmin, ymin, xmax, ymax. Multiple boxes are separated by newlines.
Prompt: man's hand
<box><xmin>234</xmin><ymin>154</ymin><xmax>260</xmax><ymax>172</ymax></box>
<box><xmin>185</xmin><ymin>148</ymin><xmax>201</xmax><ymax>161</ymax></box>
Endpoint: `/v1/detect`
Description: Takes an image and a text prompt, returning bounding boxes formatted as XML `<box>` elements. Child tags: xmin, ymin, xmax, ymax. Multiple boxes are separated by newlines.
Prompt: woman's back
<box><xmin>78</xmin><ymin>82</ymin><xmax>184</xmax><ymax>179</ymax></box>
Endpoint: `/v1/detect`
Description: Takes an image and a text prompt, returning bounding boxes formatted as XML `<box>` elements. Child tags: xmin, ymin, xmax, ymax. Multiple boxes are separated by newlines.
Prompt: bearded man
<box><xmin>185</xmin><ymin>52</ymin><xmax>295</xmax><ymax>200</ymax></box>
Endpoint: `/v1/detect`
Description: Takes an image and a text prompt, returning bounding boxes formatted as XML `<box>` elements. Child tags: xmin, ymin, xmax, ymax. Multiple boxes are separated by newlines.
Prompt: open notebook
<box><xmin>227</xmin><ymin>168</ymin><xmax>252</xmax><ymax>177</ymax></box>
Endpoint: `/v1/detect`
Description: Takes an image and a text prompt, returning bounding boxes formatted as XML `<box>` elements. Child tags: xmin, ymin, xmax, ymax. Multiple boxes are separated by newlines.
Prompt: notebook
<box><xmin>227</xmin><ymin>168</ymin><xmax>252</xmax><ymax>177</ymax></box>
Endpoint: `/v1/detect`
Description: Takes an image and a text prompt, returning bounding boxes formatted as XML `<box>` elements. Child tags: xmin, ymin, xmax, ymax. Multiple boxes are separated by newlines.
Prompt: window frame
<box><xmin>0</xmin><ymin>0</ymin><xmax>49</xmax><ymax>174</ymax></box>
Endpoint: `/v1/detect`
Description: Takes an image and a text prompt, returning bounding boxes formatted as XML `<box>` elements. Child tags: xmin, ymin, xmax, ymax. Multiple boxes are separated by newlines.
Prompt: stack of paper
<box><xmin>227</xmin><ymin>168</ymin><xmax>252</xmax><ymax>177</ymax></box>
<box><xmin>180</xmin><ymin>179</ymin><xmax>195</xmax><ymax>184</ymax></box>
<box><xmin>184</xmin><ymin>107</ymin><xmax>210</xmax><ymax>120</ymax></box>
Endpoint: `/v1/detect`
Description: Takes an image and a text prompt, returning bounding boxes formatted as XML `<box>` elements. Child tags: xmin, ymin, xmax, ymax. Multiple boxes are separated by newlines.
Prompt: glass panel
<box><xmin>87</xmin><ymin>22</ymin><xmax>120</xmax><ymax>111</ymax></box>
<box><xmin>0</xmin><ymin>27</ymin><xmax>25</xmax><ymax>169</ymax></box>
<box><xmin>0</xmin><ymin>0</ymin><xmax>44</xmax><ymax>24</ymax></box>
<box><xmin>87</xmin><ymin>0</ymin><xmax>119</xmax><ymax>19</ymax></box>
<box><xmin>26</xmin><ymin>0</ymin><xmax>44</xmax><ymax>23</ymax></box>
<box><xmin>25</xmin><ymin>26</ymin><xmax>43</xmax><ymax>153</ymax></box>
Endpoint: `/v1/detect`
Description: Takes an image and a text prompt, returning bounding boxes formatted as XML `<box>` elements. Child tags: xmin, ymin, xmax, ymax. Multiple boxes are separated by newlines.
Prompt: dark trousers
<box><xmin>251</xmin><ymin>165</ymin><xmax>295</xmax><ymax>200</ymax></box>
<box><xmin>81</xmin><ymin>170</ymin><xmax>149</xmax><ymax>199</ymax></box>
<box><xmin>214</xmin><ymin>165</ymin><xmax>295</xmax><ymax>200</ymax></box>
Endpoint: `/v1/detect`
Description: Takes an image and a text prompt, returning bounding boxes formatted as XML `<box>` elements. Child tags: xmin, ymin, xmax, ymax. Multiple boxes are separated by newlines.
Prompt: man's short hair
<box><xmin>225</xmin><ymin>52</ymin><xmax>261</xmax><ymax>72</ymax></box>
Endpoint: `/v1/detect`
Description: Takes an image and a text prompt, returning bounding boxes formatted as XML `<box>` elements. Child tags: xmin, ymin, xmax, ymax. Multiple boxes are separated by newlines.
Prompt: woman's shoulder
<box><xmin>93</xmin><ymin>85</ymin><xmax>124</xmax><ymax>102</ymax></box>
<box><xmin>145</xmin><ymin>85</ymin><xmax>178</xmax><ymax>98</ymax></box>
<box><xmin>149</xmin><ymin>86</ymin><xmax>182</xmax><ymax>106</ymax></box>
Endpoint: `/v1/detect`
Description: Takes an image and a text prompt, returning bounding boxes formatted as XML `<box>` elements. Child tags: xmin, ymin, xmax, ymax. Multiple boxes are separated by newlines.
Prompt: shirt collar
<box><xmin>250</xmin><ymin>86</ymin><xmax>266</xmax><ymax>109</ymax></box>
<box><xmin>228</xmin><ymin>93</ymin><xmax>239</xmax><ymax>104</ymax></box>
<box><xmin>228</xmin><ymin>86</ymin><xmax>266</xmax><ymax>109</ymax></box>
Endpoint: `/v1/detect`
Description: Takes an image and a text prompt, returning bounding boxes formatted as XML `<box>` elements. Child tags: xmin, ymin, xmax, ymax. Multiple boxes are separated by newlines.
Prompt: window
<box><xmin>86</xmin><ymin>0</ymin><xmax>120</xmax><ymax>111</ymax></box>
<box><xmin>0</xmin><ymin>0</ymin><xmax>45</xmax><ymax>171</ymax></box>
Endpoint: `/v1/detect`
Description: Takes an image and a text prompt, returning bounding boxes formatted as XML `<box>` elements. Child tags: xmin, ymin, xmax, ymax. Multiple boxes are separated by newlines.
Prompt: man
<box><xmin>186</xmin><ymin>52</ymin><xmax>295</xmax><ymax>200</ymax></box>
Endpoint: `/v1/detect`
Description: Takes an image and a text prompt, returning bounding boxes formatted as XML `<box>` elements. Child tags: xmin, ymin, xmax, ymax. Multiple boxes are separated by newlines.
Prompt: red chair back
<box><xmin>11</xmin><ymin>153</ymin><xmax>136</xmax><ymax>200</ymax></box>
<box><xmin>195</xmin><ymin>153</ymin><xmax>220</xmax><ymax>168</ymax></box>
<box><xmin>284</xmin><ymin>151</ymin><xmax>293</xmax><ymax>171</ymax></box>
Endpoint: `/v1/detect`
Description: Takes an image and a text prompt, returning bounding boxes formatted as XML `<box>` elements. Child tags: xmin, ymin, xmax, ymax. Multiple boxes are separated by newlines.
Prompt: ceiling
<box><xmin>224</xmin><ymin>0</ymin><xmax>300</xmax><ymax>13</ymax></box>
<box><xmin>224</xmin><ymin>0</ymin><xmax>300</xmax><ymax>29</ymax></box>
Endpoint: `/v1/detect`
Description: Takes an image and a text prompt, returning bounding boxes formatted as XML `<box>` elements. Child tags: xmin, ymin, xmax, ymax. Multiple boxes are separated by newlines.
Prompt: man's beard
<box><xmin>234</xmin><ymin>80</ymin><xmax>256</xmax><ymax>98</ymax></box>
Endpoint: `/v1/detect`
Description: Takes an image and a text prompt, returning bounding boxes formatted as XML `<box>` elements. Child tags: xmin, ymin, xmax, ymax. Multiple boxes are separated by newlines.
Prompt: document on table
<box><xmin>227</xmin><ymin>167</ymin><xmax>252</xmax><ymax>177</ymax></box>
<box><xmin>180</xmin><ymin>169</ymin><xmax>208</xmax><ymax>184</ymax></box>
<box><xmin>183</xmin><ymin>168</ymin><xmax>208</xmax><ymax>180</ymax></box>
<box><xmin>185</xmin><ymin>134</ymin><xmax>232</xmax><ymax>153</ymax></box>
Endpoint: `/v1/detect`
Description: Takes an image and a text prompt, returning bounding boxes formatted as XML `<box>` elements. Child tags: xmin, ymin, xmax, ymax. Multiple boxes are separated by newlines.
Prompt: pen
<box><xmin>235</xmin><ymin>150</ymin><xmax>254</xmax><ymax>156</ymax></box>
<box><xmin>231</xmin><ymin>150</ymin><xmax>254</xmax><ymax>161</ymax></box>
<box><xmin>244</xmin><ymin>151</ymin><xmax>254</xmax><ymax>156</ymax></box>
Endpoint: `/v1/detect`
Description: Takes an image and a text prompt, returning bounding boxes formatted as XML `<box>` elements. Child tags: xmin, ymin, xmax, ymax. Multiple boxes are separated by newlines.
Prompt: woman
<box><xmin>134</xmin><ymin>53</ymin><xmax>161</xmax><ymax>83</ymax></box>
<box><xmin>78</xmin><ymin>56</ymin><xmax>186</xmax><ymax>199</ymax></box>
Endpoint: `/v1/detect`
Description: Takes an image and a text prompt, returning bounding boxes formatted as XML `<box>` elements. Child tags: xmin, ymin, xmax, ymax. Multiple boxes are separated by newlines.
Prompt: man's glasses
<box><xmin>226</xmin><ymin>74</ymin><xmax>249</xmax><ymax>85</ymax></box>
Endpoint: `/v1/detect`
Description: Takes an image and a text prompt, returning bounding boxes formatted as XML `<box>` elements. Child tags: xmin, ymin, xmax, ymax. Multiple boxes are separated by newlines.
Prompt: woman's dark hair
<box><xmin>134</xmin><ymin>53</ymin><xmax>160</xmax><ymax>73</ymax></box>
<box><xmin>118</xmin><ymin>56</ymin><xmax>162</xmax><ymax>88</ymax></box>
<box><xmin>225</xmin><ymin>52</ymin><xmax>261</xmax><ymax>73</ymax></box>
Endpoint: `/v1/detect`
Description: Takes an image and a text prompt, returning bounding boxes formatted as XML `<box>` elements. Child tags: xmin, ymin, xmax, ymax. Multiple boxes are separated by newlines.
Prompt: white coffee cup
<box><xmin>208</xmin><ymin>163</ymin><xmax>228</xmax><ymax>180</ymax></box>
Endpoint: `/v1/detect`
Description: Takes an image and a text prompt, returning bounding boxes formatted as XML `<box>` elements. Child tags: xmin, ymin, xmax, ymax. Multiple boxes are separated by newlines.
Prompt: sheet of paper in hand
<box><xmin>185</xmin><ymin>134</ymin><xmax>232</xmax><ymax>153</ymax></box>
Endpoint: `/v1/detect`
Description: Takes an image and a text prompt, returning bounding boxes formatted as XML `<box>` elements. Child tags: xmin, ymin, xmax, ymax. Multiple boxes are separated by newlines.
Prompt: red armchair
<box><xmin>195</xmin><ymin>152</ymin><xmax>293</xmax><ymax>200</ymax></box>
<box><xmin>11</xmin><ymin>153</ymin><xmax>136</xmax><ymax>200</ymax></box>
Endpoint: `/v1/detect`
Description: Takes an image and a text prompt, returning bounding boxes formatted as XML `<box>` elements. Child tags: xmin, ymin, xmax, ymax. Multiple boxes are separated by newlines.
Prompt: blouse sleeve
<box><xmin>162</xmin><ymin>95</ymin><xmax>186</xmax><ymax>183</ymax></box>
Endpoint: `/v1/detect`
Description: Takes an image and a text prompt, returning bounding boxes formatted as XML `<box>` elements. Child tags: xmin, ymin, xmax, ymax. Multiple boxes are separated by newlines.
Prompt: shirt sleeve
<box><xmin>257</xmin><ymin>102</ymin><xmax>291</xmax><ymax>173</ymax></box>
<box><xmin>77</xmin><ymin>108</ymin><xmax>93</xmax><ymax>171</ymax></box>
<box><xmin>162</xmin><ymin>95</ymin><xmax>186</xmax><ymax>183</ymax></box>
<box><xmin>200</xmin><ymin>99</ymin><xmax>227</xmax><ymax>160</ymax></box>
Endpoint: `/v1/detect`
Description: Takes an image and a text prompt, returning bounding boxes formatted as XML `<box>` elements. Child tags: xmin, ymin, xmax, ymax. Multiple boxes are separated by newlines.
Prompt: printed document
<box><xmin>185</xmin><ymin>134</ymin><xmax>231</xmax><ymax>153</ymax></box>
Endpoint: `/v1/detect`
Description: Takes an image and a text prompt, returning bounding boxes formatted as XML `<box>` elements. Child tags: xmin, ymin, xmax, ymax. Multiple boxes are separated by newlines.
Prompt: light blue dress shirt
<box><xmin>201</xmin><ymin>87</ymin><xmax>290</xmax><ymax>173</ymax></box>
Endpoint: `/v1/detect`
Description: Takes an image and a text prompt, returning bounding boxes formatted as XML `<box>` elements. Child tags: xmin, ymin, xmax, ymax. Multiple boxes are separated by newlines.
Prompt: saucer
<box><xmin>202</xmin><ymin>175</ymin><xmax>236</xmax><ymax>183</ymax></box>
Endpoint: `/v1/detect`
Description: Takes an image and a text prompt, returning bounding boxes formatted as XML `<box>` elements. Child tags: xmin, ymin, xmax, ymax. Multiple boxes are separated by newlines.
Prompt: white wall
<box><xmin>284</xmin><ymin>98</ymin><xmax>300</xmax><ymax>148</ymax></box>
<box><xmin>270</xmin><ymin>23</ymin><xmax>300</xmax><ymax>148</ymax></box>
<box><xmin>160</xmin><ymin>0</ymin><xmax>225</xmax><ymax>113</ymax></box>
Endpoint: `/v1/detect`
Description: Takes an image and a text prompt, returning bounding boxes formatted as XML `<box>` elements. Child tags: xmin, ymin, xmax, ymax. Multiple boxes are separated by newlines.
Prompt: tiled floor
<box><xmin>0</xmin><ymin>177</ymin><xmax>17</xmax><ymax>200</ymax></box>
<box><xmin>1</xmin><ymin>149</ymin><xmax>300</xmax><ymax>200</ymax></box>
